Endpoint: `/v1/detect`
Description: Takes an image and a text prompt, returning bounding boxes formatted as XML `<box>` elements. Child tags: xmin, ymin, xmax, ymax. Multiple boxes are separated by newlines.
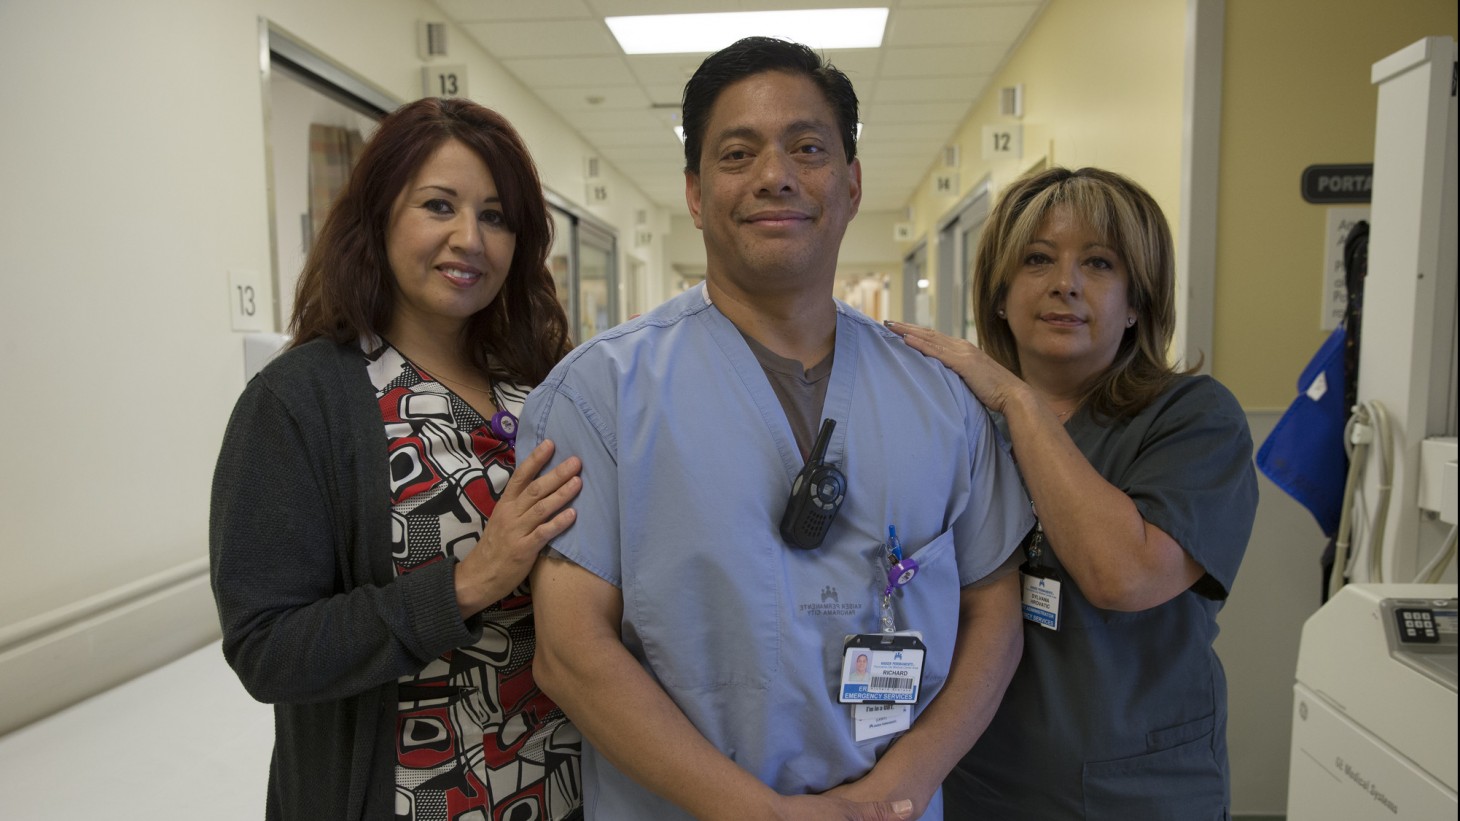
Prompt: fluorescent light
<box><xmin>673</xmin><ymin>125</ymin><xmax>685</xmax><ymax>144</ymax></box>
<box><xmin>606</xmin><ymin>8</ymin><xmax>888</xmax><ymax>55</ymax></box>
<box><xmin>917</xmin><ymin>279</ymin><xmax>930</xmax><ymax>289</ymax></box>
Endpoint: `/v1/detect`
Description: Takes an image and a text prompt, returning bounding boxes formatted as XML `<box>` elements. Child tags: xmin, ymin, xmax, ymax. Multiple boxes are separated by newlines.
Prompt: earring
<box><xmin>1126</xmin><ymin>317</ymin><xmax>1136</xmax><ymax>327</ymax></box>
<box><xmin>996</xmin><ymin>308</ymin><xmax>1007</xmax><ymax>319</ymax></box>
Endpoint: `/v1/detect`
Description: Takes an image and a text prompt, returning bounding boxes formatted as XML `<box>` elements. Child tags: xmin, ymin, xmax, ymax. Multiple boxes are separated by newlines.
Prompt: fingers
<box><xmin>510</xmin><ymin>437</ymin><xmax>557</xmax><ymax>484</ymax></box>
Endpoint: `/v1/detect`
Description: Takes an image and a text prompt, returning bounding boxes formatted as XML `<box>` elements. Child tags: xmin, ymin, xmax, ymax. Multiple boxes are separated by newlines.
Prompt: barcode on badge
<box><xmin>870</xmin><ymin>676</ymin><xmax>913</xmax><ymax>691</ymax></box>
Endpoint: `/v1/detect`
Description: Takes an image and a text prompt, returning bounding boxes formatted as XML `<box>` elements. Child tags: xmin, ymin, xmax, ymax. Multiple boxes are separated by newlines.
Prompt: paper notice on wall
<box><xmin>1321</xmin><ymin>207</ymin><xmax>1369</xmax><ymax>331</ymax></box>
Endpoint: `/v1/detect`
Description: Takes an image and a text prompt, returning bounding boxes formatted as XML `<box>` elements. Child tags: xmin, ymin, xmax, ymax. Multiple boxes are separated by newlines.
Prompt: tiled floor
<box><xmin>0</xmin><ymin>641</ymin><xmax>273</xmax><ymax>819</ymax></box>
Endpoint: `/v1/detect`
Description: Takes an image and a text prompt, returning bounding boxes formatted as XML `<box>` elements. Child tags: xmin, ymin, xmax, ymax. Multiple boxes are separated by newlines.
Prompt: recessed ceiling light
<box><xmin>606</xmin><ymin>8</ymin><xmax>889</xmax><ymax>55</ymax></box>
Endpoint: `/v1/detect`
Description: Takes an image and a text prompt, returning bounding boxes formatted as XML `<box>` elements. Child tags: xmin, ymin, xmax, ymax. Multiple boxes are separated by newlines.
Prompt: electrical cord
<box><xmin>1330</xmin><ymin>400</ymin><xmax>1394</xmax><ymax>594</ymax></box>
<box><xmin>1414</xmin><ymin>524</ymin><xmax>1458</xmax><ymax>584</ymax></box>
<box><xmin>1328</xmin><ymin>407</ymin><xmax>1369</xmax><ymax>597</ymax></box>
<box><xmin>1364</xmin><ymin>400</ymin><xmax>1394</xmax><ymax>583</ymax></box>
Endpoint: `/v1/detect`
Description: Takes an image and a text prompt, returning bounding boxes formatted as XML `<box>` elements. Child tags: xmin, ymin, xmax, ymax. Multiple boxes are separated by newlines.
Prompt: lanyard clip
<box><xmin>883</xmin><ymin>525</ymin><xmax>919</xmax><ymax>597</ymax></box>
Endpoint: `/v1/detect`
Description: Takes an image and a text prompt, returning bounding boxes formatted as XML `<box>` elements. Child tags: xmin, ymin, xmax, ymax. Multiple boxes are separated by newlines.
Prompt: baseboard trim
<box><xmin>0</xmin><ymin>559</ymin><xmax>221</xmax><ymax>736</ymax></box>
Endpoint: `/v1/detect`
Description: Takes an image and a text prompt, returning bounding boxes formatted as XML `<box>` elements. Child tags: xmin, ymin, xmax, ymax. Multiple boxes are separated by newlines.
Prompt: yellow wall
<box><xmin>1215</xmin><ymin>0</ymin><xmax>1457</xmax><ymax>408</ymax></box>
<box><xmin>901</xmin><ymin>0</ymin><xmax>1186</xmax><ymax>318</ymax></box>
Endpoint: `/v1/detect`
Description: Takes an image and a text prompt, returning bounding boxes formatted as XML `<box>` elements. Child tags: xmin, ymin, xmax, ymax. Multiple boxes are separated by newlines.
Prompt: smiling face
<box><xmin>854</xmin><ymin>654</ymin><xmax>869</xmax><ymax>674</ymax></box>
<box><xmin>1000</xmin><ymin>204</ymin><xmax>1136</xmax><ymax>390</ymax></box>
<box><xmin>384</xmin><ymin>138</ymin><xmax>515</xmax><ymax>342</ymax></box>
<box><xmin>686</xmin><ymin>70</ymin><xmax>861</xmax><ymax>300</ymax></box>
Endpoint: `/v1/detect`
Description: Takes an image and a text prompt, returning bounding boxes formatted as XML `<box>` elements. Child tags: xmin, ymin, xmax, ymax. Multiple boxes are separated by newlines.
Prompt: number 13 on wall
<box><xmin>229</xmin><ymin>269</ymin><xmax>265</xmax><ymax>332</ymax></box>
<box><xmin>982</xmin><ymin>124</ymin><xmax>1023</xmax><ymax>161</ymax></box>
<box><xmin>423</xmin><ymin>65</ymin><xmax>469</xmax><ymax>99</ymax></box>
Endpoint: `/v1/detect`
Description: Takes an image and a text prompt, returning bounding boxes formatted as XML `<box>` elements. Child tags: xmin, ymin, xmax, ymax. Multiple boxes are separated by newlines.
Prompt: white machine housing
<box><xmin>1287</xmin><ymin>583</ymin><xmax>1457</xmax><ymax>819</ymax></box>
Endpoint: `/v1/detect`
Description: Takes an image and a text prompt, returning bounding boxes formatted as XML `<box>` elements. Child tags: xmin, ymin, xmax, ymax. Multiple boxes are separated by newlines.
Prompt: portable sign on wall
<box><xmin>1301</xmin><ymin>164</ymin><xmax>1374</xmax><ymax>203</ymax></box>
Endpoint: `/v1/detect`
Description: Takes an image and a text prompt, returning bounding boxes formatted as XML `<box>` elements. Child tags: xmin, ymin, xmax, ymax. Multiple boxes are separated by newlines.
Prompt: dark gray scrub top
<box><xmin>945</xmin><ymin>374</ymin><xmax>1258</xmax><ymax>821</ymax></box>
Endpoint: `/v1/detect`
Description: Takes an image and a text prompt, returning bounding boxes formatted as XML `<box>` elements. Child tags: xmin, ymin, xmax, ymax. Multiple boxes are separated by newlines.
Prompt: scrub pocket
<box><xmin>893</xmin><ymin>529</ymin><xmax>959</xmax><ymax>695</ymax></box>
<box><xmin>1082</xmin><ymin>714</ymin><xmax>1227</xmax><ymax>821</ymax></box>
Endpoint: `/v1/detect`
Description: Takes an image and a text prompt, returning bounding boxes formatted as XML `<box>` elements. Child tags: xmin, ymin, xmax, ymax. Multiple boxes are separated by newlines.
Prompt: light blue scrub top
<box><xmin>519</xmin><ymin>285</ymin><xmax>1033</xmax><ymax>820</ymax></box>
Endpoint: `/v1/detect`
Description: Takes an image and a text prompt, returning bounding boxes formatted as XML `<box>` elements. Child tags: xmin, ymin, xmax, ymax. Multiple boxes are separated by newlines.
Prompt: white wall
<box><xmin>1217</xmin><ymin>411</ymin><xmax>1329</xmax><ymax>815</ymax></box>
<box><xmin>0</xmin><ymin>0</ymin><xmax>669</xmax><ymax>734</ymax></box>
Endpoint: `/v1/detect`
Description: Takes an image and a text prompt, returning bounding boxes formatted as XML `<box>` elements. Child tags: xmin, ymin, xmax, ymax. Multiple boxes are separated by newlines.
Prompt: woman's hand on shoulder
<box><xmin>454</xmin><ymin>439</ymin><xmax>581</xmax><ymax>618</ymax></box>
<box><xmin>884</xmin><ymin>321</ymin><xmax>1026</xmax><ymax>415</ymax></box>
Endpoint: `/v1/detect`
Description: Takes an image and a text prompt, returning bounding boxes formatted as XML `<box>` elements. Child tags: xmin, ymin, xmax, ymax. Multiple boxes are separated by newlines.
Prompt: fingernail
<box><xmin>892</xmin><ymin>799</ymin><xmax>913</xmax><ymax>818</ymax></box>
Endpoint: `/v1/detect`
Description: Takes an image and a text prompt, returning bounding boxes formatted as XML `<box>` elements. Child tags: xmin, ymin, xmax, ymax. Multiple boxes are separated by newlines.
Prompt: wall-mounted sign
<box><xmin>1301</xmin><ymin>164</ymin><xmax>1373</xmax><ymax>203</ymax></box>
<box><xmin>933</xmin><ymin>171</ymin><xmax>959</xmax><ymax>196</ymax></box>
<box><xmin>228</xmin><ymin>269</ymin><xmax>264</xmax><ymax>332</ymax></box>
<box><xmin>893</xmin><ymin>222</ymin><xmax>914</xmax><ymax>242</ymax></box>
<box><xmin>422</xmin><ymin>64</ymin><xmax>468</xmax><ymax>99</ymax></box>
<box><xmin>585</xmin><ymin>181</ymin><xmax>611</xmax><ymax>205</ymax></box>
<box><xmin>982</xmin><ymin>124</ymin><xmax>1023</xmax><ymax>161</ymax></box>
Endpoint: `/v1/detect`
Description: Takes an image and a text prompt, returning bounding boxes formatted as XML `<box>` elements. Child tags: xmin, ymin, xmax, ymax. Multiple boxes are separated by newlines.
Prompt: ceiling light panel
<box><xmin>606</xmin><ymin>8</ymin><xmax>889</xmax><ymax>55</ymax></box>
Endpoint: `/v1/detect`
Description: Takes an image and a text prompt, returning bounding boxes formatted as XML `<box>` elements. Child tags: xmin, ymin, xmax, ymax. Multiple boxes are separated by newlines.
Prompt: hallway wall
<box><xmin>0</xmin><ymin>0</ymin><xmax>668</xmax><ymax>734</ymax></box>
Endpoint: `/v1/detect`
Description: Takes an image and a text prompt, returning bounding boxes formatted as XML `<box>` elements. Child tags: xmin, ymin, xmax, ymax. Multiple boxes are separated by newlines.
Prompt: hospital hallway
<box><xmin>0</xmin><ymin>1</ymin><xmax>1454</xmax><ymax>818</ymax></box>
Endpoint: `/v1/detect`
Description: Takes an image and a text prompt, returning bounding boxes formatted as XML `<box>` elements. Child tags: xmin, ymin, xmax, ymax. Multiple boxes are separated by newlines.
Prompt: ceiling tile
<box><xmin>501</xmin><ymin>56</ymin><xmax>639</xmax><ymax>88</ymax></box>
<box><xmin>884</xmin><ymin>5</ymin><xmax>1040</xmax><ymax>48</ymax></box>
<box><xmin>534</xmin><ymin>85</ymin><xmax>654</xmax><ymax>112</ymax></box>
<box><xmin>600</xmin><ymin>146</ymin><xmax>685</xmax><ymax>164</ymax></box>
<box><xmin>860</xmin><ymin>120</ymin><xmax>954</xmax><ymax>143</ymax></box>
<box><xmin>436</xmin><ymin>0</ymin><xmax>595</xmax><ymax>22</ymax></box>
<box><xmin>879</xmin><ymin>44</ymin><xmax>1006</xmax><ymax>78</ymax></box>
<box><xmin>859</xmin><ymin>139</ymin><xmax>947</xmax><ymax>158</ymax></box>
<box><xmin>460</xmin><ymin>21</ymin><xmax>620</xmax><ymax>58</ymax></box>
<box><xmin>872</xmin><ymin>75</ymin><xmax>990</xmax><ymax>103</ymax></box>
<box><xmin>861</xmin><ymin>100</ymin><xmax>970</xmax><ymax>124</ymax></box>
<box><xmin>586</xmin><ymin>0</ymin><xmax>889</xmax><ymax>15</ymax></box>
<box><xmin>572</xmin><ymin>108</ymin><xmax>681</xmax><ymax>130</ymax></box>
<box><xmin>580</xmin><ymin>127</ymin><xmax>682</xmax><ymax>148</ymax></box>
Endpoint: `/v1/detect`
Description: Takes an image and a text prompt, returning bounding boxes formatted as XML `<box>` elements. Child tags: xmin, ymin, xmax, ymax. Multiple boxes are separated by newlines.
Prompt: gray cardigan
<box><xmin>210</xmin><ymin>338</ymin><xmax>481</xmax><ymax>820</ymax></box>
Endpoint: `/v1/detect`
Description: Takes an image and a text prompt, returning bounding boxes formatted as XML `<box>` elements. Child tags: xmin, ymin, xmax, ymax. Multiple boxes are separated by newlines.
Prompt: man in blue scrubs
<box><xmin>524</xmin><ymin>37</ymin><xmax>1032</xmax><ymax>821</ymax></box>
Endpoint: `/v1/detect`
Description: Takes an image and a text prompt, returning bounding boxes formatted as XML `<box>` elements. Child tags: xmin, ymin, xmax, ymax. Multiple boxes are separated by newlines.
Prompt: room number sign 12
<box><xmin>982</xmin><ymin>124</ymin><xmax>1023</xmax><ymax>161</ymax></box>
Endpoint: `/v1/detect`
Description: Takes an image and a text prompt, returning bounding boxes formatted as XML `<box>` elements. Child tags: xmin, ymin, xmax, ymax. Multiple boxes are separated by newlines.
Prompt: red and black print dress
<box><xmin>365</xmin><ymin>340</ymin><xmax>582</xmax><ymax>821</ymax></box>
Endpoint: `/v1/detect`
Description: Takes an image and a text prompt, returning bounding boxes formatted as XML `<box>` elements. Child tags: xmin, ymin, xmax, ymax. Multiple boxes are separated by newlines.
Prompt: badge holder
<box><xmin>839</xmin><ymin>526</ymin><xmax>926</xmax><ymax>741</ymax></box>
<box><xmin>1019</xmin><ymin>509</ymin><xmax>1061</xmax><ymax>630</ymax></box>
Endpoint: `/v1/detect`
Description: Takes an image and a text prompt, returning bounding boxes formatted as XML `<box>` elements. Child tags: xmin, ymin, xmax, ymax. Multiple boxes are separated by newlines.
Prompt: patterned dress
<box><xmin>365</xmin><ymin>341</ymin><xmax>581</xmax><ymax>821</ymax></box>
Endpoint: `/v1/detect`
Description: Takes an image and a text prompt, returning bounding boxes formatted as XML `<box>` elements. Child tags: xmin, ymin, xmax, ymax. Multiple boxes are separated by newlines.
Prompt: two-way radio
<box><xmin>779</xmin><ymin>418</ymin><xmax>846</xmax><ymax>550</ymax></box>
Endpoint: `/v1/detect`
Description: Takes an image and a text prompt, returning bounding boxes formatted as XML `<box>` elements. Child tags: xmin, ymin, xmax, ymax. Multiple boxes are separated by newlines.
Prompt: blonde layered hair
<box><xmin>971</xmin><ymin>166</ymin><xmax>1192</xmax><ymax>420</ymax></box>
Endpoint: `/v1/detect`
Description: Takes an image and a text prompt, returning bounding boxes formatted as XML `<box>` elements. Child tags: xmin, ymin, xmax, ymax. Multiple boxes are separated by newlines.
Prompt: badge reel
<box><xmin>839</xmin><ymin>526</ymin><xmax>926</xmax><ymax>742</ymax></box>
<box><xmin>489</xmin><ymin>409</ymin><xmax>518</xmax><ymax>445</ymax></box>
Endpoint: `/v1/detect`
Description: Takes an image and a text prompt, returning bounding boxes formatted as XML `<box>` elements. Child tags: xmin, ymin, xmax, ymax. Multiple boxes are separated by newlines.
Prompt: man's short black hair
<box><xmin>681</xmin><ymin>36</ymin><xmax>859</xmax><ymax>174</ymax></box>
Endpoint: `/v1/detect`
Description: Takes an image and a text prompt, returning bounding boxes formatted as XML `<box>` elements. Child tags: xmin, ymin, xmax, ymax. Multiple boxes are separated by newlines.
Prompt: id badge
<box><xmin>838</xmin><ymin>633</ymin><xmax>926</xmax><ymax>704</ymax></box>
<box><xmin>1019</xmin><ymin>566</ymin><xmax>1061</xmax><ymax>631</ymax></box>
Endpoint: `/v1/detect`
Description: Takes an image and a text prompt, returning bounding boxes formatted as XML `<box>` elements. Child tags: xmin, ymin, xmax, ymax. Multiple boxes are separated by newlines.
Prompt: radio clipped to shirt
<box><xmin>779</xmin><ymin>418</ymin><xmax>845</xmax><ymax>549</ymax></box>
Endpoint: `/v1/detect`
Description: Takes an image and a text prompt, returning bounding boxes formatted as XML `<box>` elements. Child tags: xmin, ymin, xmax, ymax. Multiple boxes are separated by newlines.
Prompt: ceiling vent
<box><xmin>418</xmin><ymin>21</ymin><xmax>448</xmax><ymax>60</ymax></box>
<box><xmin>999</xmin><ymin>84</ymin><xmax>1024</xmax><ymax>119</ymax></box>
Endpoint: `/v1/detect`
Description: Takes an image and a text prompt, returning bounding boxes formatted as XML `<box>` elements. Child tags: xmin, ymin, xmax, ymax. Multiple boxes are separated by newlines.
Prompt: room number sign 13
<box><xmin>229</xmin><ymin>269</ymin><xmax>264</xmax><ymax>332</ymax></box>
<box><xmin>982</xmin><ymin>124</ymin><xmax>1023</xmax><ymax>161</ymax></box>
<box><xmin>423</xmin><ymin>65</ymin><xmax>469</xmax><ymax>99</ymax></box>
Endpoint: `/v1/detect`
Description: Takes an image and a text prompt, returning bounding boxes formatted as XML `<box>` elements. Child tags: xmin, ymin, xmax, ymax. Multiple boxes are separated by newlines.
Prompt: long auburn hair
<box><xmin>972</xmin><ymin>166</ymin><xmax>1194</xmax><ymax>420</ymax></box>
<box><xmin>289</xmin><ymin>97</ymin><xmax>571</xmax><ymax>385</ymax></box>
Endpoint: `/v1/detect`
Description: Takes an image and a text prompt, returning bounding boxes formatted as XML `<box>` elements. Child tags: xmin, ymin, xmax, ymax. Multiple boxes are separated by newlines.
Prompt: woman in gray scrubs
<box><xmin>888</xmin><ymin>166</ymin><xmax>1258</xmax><ymax>819</ymax></box>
